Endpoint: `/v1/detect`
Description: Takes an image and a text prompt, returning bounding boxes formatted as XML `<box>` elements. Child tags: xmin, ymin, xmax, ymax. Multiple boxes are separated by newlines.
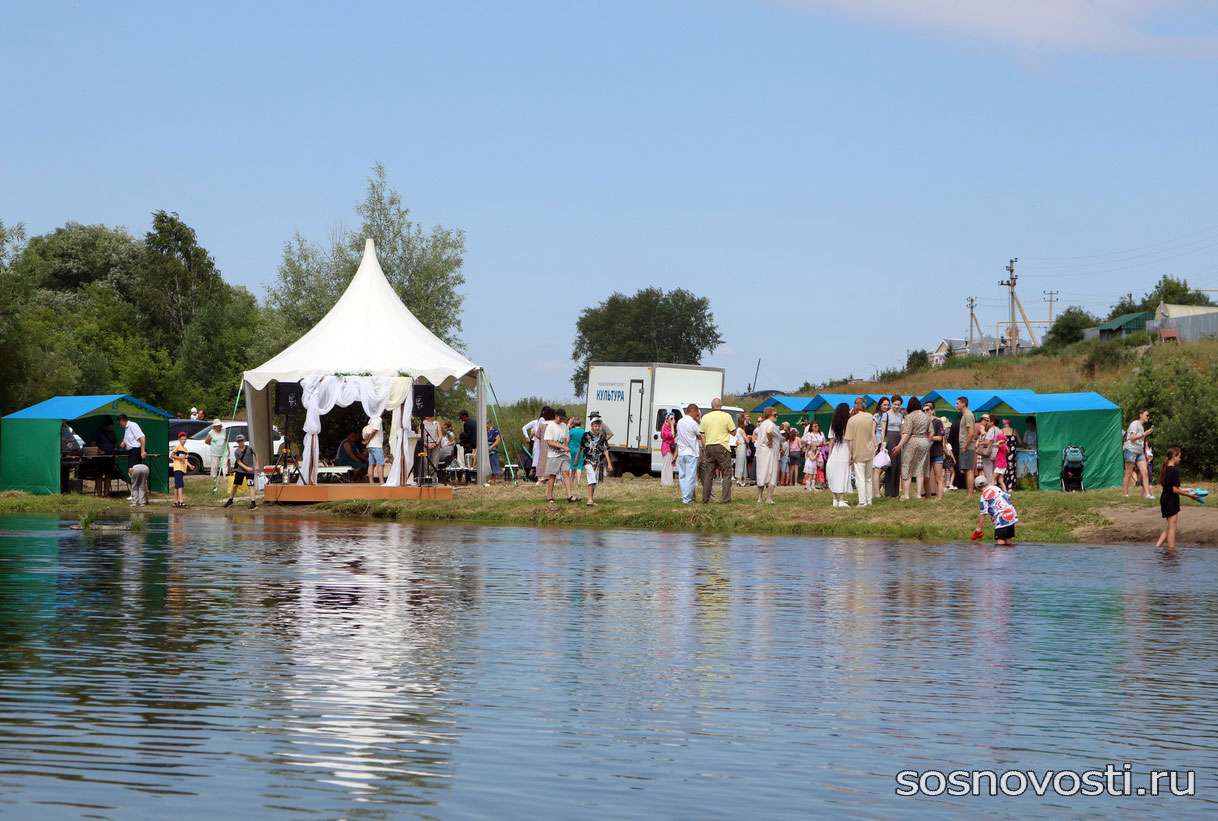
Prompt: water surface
<box><xmin>0</xmin><ymin>514</ymin><xmax>1215</xmax><ymax>818</ymax></box>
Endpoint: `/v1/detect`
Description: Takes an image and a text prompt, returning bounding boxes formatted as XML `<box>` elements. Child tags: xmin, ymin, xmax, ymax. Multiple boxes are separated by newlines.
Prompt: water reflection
<box><xmin>0</xmin><ymin>515</ymin><xmax>1215</xmax><ymax>818</ymax></box>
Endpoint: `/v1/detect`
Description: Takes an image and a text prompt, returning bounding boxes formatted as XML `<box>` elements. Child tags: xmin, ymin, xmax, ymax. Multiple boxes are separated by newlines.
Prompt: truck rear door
<box><xmin>625</xmin><ymin>378</ymin><xmax>645</xmax><ymax>448</ymax></box>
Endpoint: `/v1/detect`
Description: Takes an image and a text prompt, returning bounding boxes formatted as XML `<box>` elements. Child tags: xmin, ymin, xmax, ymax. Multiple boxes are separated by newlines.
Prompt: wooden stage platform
<box><xmin>263</xmin><ymin>484</ymin><xmax>454</xmax><ymax>504</ymax></box>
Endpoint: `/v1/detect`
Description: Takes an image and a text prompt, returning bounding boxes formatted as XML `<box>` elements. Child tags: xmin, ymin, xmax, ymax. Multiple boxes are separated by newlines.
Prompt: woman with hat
<box><xmin>204</xmin><ymin>419</ymin><xmax>228</xmax><ymax>494</ymax></box>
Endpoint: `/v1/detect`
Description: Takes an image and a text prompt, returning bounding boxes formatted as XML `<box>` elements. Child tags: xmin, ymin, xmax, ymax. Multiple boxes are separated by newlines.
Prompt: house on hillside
<box><xmin>1096</xmin><ymin>311</ymin><xmax>1153</xmax><ymax>339</ymax></box>
<box><xmin>930</xmin><ymin>335</ymin><xmax>1027</xmax><ymax>366</ymax></box>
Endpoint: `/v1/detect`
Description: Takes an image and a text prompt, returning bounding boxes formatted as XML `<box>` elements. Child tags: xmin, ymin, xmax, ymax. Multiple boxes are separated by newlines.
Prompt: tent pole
<box><xmin>476</xmin><ymin>369</ymin><xmax>489</xmax><ymax>485</ymax></box>
<box><xmin>230</xmin><ymin>379</ymin><xmax>243</xmax><ymax>420</ymax></box>
<box><xmin>485</xmin><ymin>377</ymin><xmax>516</xmax><ymax>486</ymax></box>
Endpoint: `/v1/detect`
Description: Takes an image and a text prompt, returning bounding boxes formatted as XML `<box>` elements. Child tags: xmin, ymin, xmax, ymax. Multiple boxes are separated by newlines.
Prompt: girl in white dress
<box><xmin>733</xmin><ymin>419</ymin><xmax>750</xmax><ymax>487</ymax></box>
<box><xmin>753</xmin><ymin>407</ymin><xmax>781</xmax><ymax>504</ymax></box>
<box><xmin>826</xmin><ymin>402</ymin><xmax>853</xmax><ymax>507</ymax></box>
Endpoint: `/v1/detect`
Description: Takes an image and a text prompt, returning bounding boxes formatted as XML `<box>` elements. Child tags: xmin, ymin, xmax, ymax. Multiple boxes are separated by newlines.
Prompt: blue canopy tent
<box><xmin>923</xmin><ymin>389</ymin><xmax>1039</xmax><ymax>418</ymax></box>
<box><xmin>974</xmin><ymin>392</ymin><xmax>1122</xmax><ymax>490</ymax></box>
<box><xmin>750</xmin><ymin>395</ymin><xmax>818</xmax><ymax>413</ymax></box>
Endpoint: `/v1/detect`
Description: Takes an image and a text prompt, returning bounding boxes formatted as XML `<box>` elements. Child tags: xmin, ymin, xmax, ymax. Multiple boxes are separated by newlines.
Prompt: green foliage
<box><xmin>1044</xmin><ymin>305</ymin><xmax>1100</xmax><ymax>349</ymax></box>
<box><xmin>1107</xmin><ymin>275</ymin><xmax>1212</xmax><ymax>319</ymax></box>
<box><xmin>267</xmin><ymin>163</ymin><xmax>466</xmax><ymax>346</ymax></box>
<box><xmin>12</xmin><ymin>222</ymin><xmax>141</xmax><ymax>291</ymax></box>
<box><xmin>1081</xmin><ymin>341</ymin><xmax>1131</xmax><ymax>377</ymax></box>
<box><xmin>905</xmin><ymin>349</ymin><xmax>930</xmax><ymax>373</ymax></box>
<box><xmin>1119</xmin><ymin>347</ymin><xmax>1218</xmax><ymax>478</ymax></box>
<box><xmin>571</xmin><ymin>287</ymin><xmax>723</xmax><ymax>396</ymax></box>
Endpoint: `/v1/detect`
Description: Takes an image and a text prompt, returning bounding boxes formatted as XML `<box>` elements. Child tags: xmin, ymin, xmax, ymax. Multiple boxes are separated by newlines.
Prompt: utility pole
<box><xmin>998</xmin><ymin>257</ymin><xmax>1040</xmax><ymax>354</ymax></box>
<box><xmin>966</xmin><ymin>296</ymin><xmax>984</xmax><ymax>352</ymax></box>
<box><xmin>1043</xmin><ymin>289</ymin><xmax>1059</xmax><ymax>323</ymax></box>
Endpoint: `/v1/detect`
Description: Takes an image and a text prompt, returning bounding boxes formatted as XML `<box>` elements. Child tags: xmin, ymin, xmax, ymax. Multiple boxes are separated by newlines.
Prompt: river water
<box><xmin>0</xmin><ymin>514</ymin><xmax>1214</xmax><ymax>819</ymax></box>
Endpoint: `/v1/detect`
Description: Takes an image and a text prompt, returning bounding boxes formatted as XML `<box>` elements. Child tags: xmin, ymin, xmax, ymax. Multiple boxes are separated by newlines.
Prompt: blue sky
<box><xmin>4</xmin><ymin>1</ymin><xmax>1218</xmax><ymax>400</ymax></box>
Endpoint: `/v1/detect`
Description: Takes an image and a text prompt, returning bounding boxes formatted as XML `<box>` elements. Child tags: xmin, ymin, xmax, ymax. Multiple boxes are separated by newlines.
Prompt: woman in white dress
<box><xmin>826</xmin><ymin>402</ymin><xmax>853</xmax><ymax>507</ymax></box>
<box><xmin>753</xmin><ymin>407</ymin><xmax>781</xmax><ymax>504</ymax></box>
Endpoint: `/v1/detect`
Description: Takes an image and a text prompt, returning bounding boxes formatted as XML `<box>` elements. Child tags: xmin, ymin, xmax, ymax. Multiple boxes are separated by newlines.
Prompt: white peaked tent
<box><xmin>243</xmin><ymin>238</ymin><xmax>489</xmax><ymax>485</ymax></box>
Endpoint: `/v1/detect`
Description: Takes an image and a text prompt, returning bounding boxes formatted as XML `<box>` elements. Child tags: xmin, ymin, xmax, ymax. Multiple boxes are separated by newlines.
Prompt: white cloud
<box><xmin>776</xmin><ymin>0</ymin><xmax>1218</xmax><ymax>55</ymax></box>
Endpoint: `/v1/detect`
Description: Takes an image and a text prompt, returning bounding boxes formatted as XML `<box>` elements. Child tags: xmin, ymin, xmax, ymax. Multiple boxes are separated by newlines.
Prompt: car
<box><xmin>169</xmin><ymin>418</ymin><xmax>210</xmax><ymax>441</ymax></box>
<box><xmin>179</xmin><ymin>421</ymin><xmax>283</xmax><ymax>474</ymax></box>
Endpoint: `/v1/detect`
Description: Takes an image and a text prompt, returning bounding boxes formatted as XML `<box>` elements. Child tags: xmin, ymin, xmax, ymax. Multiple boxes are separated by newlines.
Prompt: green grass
<box><xmin>316</xmin><ymin>478</ymin><xmax>1155</xmax><ymax>544</ymax></box>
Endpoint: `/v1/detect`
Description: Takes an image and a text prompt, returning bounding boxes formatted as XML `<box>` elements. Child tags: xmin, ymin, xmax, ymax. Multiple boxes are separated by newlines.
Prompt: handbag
<box><xmin>872</xmin><ymin>414</ymin><xmax>891</xmax><ymax>468</ymax></box>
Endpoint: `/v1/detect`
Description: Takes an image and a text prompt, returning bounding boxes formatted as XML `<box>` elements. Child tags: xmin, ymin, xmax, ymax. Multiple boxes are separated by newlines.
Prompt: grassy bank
<box><xmin>4</xmin><ymin>477</ymin><xmax>1213</xmax><ymax>544</ymax></box>
<box><xmin>315</xmin><ymin>478</ymin><xmax>1186</xmax><ymax>544</ymax></box>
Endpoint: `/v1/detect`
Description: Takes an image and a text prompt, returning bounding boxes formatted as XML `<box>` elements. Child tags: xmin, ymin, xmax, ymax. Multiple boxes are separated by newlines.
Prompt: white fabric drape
<box><xmin>298</xmin><ymin>375</ymin><xmax>395</xmax><ymax>484</ymax></box>
<box><xmin>384</xmin><ymin>380</ymin><xmax>414</xmax><ymax>487</ymax></box>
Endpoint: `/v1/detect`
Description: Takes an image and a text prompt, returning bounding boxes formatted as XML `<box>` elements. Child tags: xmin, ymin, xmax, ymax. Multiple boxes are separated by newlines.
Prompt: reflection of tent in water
<box><xmin>0</xmin><ymin>394</ymin><xmax>171</xmax><ymax>495</ymax></box>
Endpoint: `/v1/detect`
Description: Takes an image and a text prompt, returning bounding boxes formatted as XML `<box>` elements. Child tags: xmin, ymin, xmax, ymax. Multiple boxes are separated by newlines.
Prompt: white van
<box><xmin>584</xmin><ymin>362</ymin><xmax>738</xmax><ymax>475</ymax></box>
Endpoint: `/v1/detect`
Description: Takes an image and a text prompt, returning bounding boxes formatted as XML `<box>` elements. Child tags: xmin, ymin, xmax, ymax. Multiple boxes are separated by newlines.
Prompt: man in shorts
<box><xmin>976</xmin><ymin>476</ymin><xmax>1017</xmax><ymax>546</ymax></box>
<box><xmin>579</xmin><ymin>417</ymin><xmax>613</xmax><ymax>506</ymax></box>
<box><xmin>363</xmin><ymin>414</ymin><xmax>385</xmax><ymax>484</ymax></box>
<box><xmin>543</xmin><ymin>408</ymin><xmax>573</xmax><ymax>503</ymax></box>
<box><xmin>956</xmin><ymin>396</ymin><xmax>977</xmax><ymax>496</ymax></box>
<box><xmin>223</xmin><ymin>434</ymin><xmax>258</xmax><ymax>509</ymax></box>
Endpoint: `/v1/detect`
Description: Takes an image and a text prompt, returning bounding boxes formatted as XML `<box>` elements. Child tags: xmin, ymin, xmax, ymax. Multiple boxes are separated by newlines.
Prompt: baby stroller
<box><xmin>517</xmin><ymin>445</ymin><xmax>536</xmax><ymax>482</ymax></box>
<box><xmin>1061</xmin><ymin>445</ymin><xmax>1085</xmax><ymax>492</ymax></box>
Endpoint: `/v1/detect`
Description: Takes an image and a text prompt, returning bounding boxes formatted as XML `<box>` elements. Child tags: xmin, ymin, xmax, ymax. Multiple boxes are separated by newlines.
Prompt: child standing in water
<box><xmin>1157</xmin><ymin>447</ymin><xmax>1200</xmax><ymax>550</ymax></box>
<box><xmin>975</xmin><ymin>476</ymin><xmax>1018</xmax><ymax>546</ymax></box>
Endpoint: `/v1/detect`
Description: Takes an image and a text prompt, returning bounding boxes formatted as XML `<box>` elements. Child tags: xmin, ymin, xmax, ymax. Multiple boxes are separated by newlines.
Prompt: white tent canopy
<box><xmin>242</xmin><ymin>238</ymin><xmax>489</xmax><ymax>485</ymax></box>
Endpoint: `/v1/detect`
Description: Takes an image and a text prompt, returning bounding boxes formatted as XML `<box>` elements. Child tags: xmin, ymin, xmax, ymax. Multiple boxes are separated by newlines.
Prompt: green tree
<box><xmin>570</xmin><ymin>287</ymin><xmax>723</xmax><ymax>396</ymax></box>
<box><xmin>904</xmin><ymin>349</ymin><xmax>930</xmax><ymax>373</ymax></box>
<box><xmin>1044</xmin><ymin>305</ymin><xmax>1100</xmax><ymax>348</ymax></box>
<box><xmin>136</xmin><ymin>210</ymin><xmax>225</xmax><ymax>347</ymax></box>
<box><xmin>268</xmin><ymin>163</ymin><xmax>466</xmax><ymax>345</ymax></box>
<box><xmin>12</xmin><ymin>223</ymin><xmax>142</xmax><ymax>291</ymax></box>
<box><xmin>1138</xmin><ymin>274</ymin><xmax>1213</xmax><ymax>312</ymax></box>
<box><xmin>177</xmin><ymin>285</ymin><xmax>262</xmax><ymax>413</ymax></box>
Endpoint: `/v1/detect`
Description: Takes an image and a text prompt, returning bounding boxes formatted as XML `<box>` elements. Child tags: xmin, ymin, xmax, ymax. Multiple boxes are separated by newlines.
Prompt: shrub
<box><xmin>1082</xmin><ymin>341</ymin><xmax>1131</xmax><ymax>376</ymax></box>
<box><xmin>1119</xmin><ymin>348</ymin><xmax>1218</xmax><ymax>479</ymax></box>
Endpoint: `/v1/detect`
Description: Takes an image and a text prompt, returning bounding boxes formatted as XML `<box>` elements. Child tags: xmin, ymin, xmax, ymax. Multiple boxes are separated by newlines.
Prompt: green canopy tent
<box><xmin>0</xmin><ymin>395</ymin><xmax>171</xmax><ymax>495</ymax></box>
<box><xmin>974</xmin><ymin>392</ymin><xmax>1122</xmax><ymax>491</ymax></box>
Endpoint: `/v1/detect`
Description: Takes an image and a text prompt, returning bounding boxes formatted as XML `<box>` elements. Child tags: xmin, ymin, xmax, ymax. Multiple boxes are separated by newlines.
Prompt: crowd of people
<box><xmin>716</xmin><ymin>395</ymin><xmax>1036</xmax><ymax>507</ymax></box>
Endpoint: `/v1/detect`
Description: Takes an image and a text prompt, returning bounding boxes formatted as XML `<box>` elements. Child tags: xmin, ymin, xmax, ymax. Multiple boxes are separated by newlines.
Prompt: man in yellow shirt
<box><xmin>698</xmin><ymin>398</ymin><xmax>737</xmax><ymax>503</ymax></box>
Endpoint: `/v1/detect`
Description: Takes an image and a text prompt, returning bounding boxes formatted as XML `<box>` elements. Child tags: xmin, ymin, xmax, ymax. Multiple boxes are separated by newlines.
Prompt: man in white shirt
<box><xmin>675</xmin><ymin>404</ymin><xmax>702</xmax><ymax>505</ymax></box>
<box><xmin>117</xmin><ymin>414</ymin><xmax>147</xmax><ymax>505</ymax></box>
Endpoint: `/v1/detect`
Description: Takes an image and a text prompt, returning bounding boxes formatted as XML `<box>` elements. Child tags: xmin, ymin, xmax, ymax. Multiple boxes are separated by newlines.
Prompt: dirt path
<box><xmin>1080</xmin><ymin>502</ymin><xmax>1218</xmax><ymax>545</ymax></box>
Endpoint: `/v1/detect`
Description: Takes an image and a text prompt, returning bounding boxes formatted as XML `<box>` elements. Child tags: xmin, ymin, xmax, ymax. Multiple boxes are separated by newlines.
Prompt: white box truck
<box><xmin>584</xmin><ymin>362</ymin><xmax>736</xmax><ymax>475</ymax></box>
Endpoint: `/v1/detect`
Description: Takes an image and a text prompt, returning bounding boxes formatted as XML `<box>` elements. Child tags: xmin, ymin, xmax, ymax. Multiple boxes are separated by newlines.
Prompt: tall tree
<box><xmin>267</xmin><ymin>163</ymin><xmax>467</xmax><ymax>345</ymax></box>
<box><xmin>352</xmin><ymin>162</ymin><xmax>466</xmax><ymax>346</ymax></box>
<box><xmin>570</xmin><ymin>287</ymin><xmax>723</xmax><ymax>396</ymax></box>
<box><xmin>1044</xmin><ymin>306</ymin><xmax>1100</xmax><ymax>348</ymax></box>
<box><xmin>1139</xmin><ymin>275</ymin><xmax>1213</xmax><ymax>311</ymax></box>
<box><xmin>137</xmin><ymin>210</ymin><xmax>225</xmax><ymax>345</ymax></box>
<box><xmin>12</xmin><ymin>223</ymin><xmax>142</xmax><ymax>291</ymax></box>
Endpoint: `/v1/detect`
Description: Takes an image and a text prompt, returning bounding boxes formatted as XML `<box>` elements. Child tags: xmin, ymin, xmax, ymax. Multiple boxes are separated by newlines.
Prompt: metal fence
<box><xmin>1148</xmin><ymin>313</ymin><xmax>1218</xmax><ymax>343</ymax></box>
